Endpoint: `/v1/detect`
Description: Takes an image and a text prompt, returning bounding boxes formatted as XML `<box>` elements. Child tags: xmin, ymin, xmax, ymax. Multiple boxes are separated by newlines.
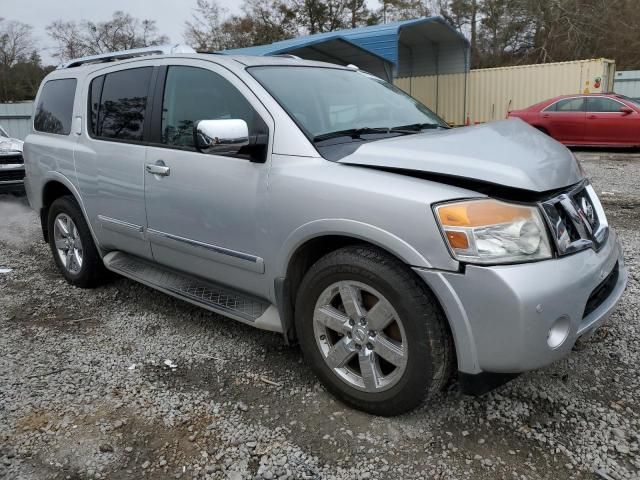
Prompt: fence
<box><xmin>0</xmin><ymin>102</ymin><xmax>33</xmax><ymax>140</ymax></box>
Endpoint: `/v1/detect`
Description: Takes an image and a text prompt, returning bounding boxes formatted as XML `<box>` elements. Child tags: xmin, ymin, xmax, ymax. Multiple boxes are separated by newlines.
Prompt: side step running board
<box><xmin>103</xmin><ymin>251</ymin><xmax>282</xmax><ymax>332</ymax></box>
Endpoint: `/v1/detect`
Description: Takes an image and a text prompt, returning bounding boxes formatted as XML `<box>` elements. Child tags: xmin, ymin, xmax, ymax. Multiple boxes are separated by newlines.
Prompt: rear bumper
<box><xmin>415</xmin><ymin>228</ymin><xmax>627</xmax><ymax>375</ymax></box>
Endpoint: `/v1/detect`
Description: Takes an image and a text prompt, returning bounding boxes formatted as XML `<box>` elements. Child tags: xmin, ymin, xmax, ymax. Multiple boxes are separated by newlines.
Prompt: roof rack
<box><xmin>57</xmin><ymin>44</ymin><xmax>196</xmax><ymax>69</ymax></box>
<box><xmin>271</xmin><ymin>54</ymin><xmax>302</xmax><ymax>60</ymax></box>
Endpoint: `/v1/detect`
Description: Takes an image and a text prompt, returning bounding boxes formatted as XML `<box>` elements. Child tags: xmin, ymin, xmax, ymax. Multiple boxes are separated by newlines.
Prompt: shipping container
<box><xmin>614</xmin><ymin>70</ymin><xmax>640</xmax><ymax>101</ymax></box>
<box><xmin>396</xmin><ymin>58</ymin><xmax>616</xmax><ymax>125</ymax></box>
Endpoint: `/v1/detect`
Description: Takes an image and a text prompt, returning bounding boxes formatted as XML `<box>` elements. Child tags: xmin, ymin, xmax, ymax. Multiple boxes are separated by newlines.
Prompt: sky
<box><xmin>2</xmin><ymin>0</ymin><xmax>244</xmax><ymax>65</ymax></box>
<box><xmin>4</xmin><ymin>0</ymin><xmax>385</xmax><ymax>66</ymax></box>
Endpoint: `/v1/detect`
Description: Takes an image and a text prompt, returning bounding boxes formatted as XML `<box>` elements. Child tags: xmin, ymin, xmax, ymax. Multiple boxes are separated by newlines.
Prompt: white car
<box><xmin>0</xmin><ymin>125</ymin><xmax>25</xmax><ymax>193</ymax></box>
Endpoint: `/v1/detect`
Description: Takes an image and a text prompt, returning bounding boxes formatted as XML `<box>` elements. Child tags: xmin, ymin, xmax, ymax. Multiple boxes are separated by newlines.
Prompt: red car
<box><xmin>507</xmin><ymin>94</ymin><xmax>640</xmax><ymax>147</ymax></box>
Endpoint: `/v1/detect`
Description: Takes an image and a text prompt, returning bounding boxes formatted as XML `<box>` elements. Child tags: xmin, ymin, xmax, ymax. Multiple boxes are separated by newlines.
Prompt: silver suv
<box><xmin>24</xmin><ymin>46</ymin><xmax>627</xmax><ymax>415</ymax></box>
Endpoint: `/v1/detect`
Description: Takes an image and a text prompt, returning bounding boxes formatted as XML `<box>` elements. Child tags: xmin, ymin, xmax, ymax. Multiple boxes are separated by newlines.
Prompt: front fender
<box><xmin>276</xmin><ymin>218</ymin><xmax>434</xmax><ymax>279</ymax></box>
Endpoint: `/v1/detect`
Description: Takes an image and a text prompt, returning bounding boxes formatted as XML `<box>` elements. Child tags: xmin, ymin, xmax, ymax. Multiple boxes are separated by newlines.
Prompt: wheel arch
<box><xmin>39</xmin><ymin>173</ymin><xmax>100</xmax><ymax>252</ymax></box>
<box><xmin>275</xmin><ymin>223</ymin><xmax>453</xmax><ymax>354</ymax></box>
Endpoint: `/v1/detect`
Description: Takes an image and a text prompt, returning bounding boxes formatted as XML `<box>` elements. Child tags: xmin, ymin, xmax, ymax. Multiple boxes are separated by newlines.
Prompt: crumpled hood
<box><xmin>338</xmin><ymin>119</ymin><xmax>583</xmax><ymax>192</ymax></box>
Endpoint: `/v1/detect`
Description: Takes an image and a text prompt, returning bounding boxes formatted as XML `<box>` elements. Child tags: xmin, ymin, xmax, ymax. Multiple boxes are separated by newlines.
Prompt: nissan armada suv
<box><xmin>23</xmin><ymin>46</ymin><xmax>627</xmax><ymax>415</ymax></box>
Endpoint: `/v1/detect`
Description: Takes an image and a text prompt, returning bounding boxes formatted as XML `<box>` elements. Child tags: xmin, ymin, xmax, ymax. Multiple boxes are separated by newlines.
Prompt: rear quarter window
<box><xmin>34</xmin><ymin>79</ymin><xmax>77</xmax><ymax>135</ymax></box>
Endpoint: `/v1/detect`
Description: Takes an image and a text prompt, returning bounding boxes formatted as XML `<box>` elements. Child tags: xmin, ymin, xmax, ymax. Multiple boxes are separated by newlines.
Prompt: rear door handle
<box><xmin>587</xmin><ymin>115</ymin><xmax>597</xmax><ymax>119</ymax></box>
<box><xmin>145</xmin><ymin>162</ymin><xmax>170</xmax><ymax>176</ymax></box>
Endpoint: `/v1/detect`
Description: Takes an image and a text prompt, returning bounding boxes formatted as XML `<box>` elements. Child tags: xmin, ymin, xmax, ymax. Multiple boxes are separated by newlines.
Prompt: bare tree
<box><xmin>184</xmin><ymin>0</ymin><xmax>298</xmax><ymax>51</ymax></box>
<box><xmin>184</xmin><ymin>0</ymin><xmax>229</xmax><ymax>51</ymax></box>
<box><xmin>47</xmin><ymin>11</ymin><xmax>169</xmax><ymax>61</ymax></box>
<box><xmin>378</xmin><ymin>0</ymin><xmax>431</xmax><ymax>23</ymax></box>
<box><xmin>0</xmin><ymin>20</ymin><xmax>49</xmax><ymax>102</ymax></box>
<box><xmin>0</xmin><ymin>19</ymin><xmax>35</xmax><ymax>67</ymax></box>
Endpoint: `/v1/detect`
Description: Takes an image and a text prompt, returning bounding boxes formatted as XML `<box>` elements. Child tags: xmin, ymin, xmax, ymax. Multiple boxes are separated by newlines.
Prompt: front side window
<box><xmin>249</xmin><ymin>66</ymin><xmax>446</xmax><ymax>140</ymax></box>
<box><xmin>34</xmin><ymin>78</ymin><xmax>77</xmax><ymax>135</ymax></box>
<box><xmin>587</xmin><ymin>97</ymin><xmax>624</xmax><ymax>112</ymax></box>
<box><xmin>161</xmin><ymin>66</ymin><xmax>256</xmax><ymax>148</ymax></box>
<box><xmin>94</xmin><ymin>67</ymin><xmax>153</xmax><ymax>141</ymax></box>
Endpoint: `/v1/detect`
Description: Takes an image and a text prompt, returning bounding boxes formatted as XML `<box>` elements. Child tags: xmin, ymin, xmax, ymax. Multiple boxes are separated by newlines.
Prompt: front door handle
<box><xmin>145</xmin><ymin>162</ymin><xmax>170</xmax><ymax>176</ymax></box>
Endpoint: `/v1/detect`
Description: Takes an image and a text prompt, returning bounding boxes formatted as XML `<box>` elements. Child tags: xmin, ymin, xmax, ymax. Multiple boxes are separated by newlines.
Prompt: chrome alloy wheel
<box><xmin>313</xmin><ymin>281</ymin><xmax>408</xmax><ymax>392</ymax></box>
<box><xmin>53</xmin><ymin>213</ymin><xmax>83</xmax><ymax>275</ymax></box>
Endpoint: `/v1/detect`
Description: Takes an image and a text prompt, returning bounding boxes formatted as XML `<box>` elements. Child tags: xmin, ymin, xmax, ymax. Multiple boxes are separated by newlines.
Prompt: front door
<box><xmin>585</xmin><ymin>96</ymin><xmax>640</xmax><ymax>145</ymax></box>
<box><xmin>144</xmin><ymin>61</ymin><xmax>273</xmax><ymax>297</ymax></box>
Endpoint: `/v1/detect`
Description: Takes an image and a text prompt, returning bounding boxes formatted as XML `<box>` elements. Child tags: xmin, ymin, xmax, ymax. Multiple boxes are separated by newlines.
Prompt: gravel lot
<box><xmin>1</xmin><ymin>150</ymin><xmax>639</xmax><ymax>480</ymax></box>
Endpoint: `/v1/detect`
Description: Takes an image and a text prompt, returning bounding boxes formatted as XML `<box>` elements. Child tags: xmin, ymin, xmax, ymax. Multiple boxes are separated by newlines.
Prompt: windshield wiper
<box><xmin>313</xmin><ymin>127</ymin><xmax>394</xmax><ymax>143</ymax></box>
<box><xmin>390</xmin><ymin>122</ymin><xmax>448</xmax><ymax>132</ymax></box>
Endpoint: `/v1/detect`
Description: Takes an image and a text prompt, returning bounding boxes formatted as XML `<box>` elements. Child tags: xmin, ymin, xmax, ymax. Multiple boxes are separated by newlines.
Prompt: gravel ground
<box><xmin>1</xmin><ymin>150</ymin><xmax>639</xmax><ymax>480</ymax></box>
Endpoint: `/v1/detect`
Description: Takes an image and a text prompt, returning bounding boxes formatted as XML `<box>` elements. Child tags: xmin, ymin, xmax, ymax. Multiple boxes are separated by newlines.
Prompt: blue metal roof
<box><xmin>224</xmin><ymin>17</ymin><xmax>469</xmax><ymax>77</ymax></box>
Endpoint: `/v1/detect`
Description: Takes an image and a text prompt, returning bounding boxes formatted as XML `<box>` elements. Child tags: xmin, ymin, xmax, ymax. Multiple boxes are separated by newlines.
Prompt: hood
<box><xmin>0</xmin><ymin>137</ymin><xmax>23</xmax><ymax>154</ymax></box>
<box><xmin>337</xmin><ymin>119</ymin><xmax>583</xmax><ymax>193</ymax></box>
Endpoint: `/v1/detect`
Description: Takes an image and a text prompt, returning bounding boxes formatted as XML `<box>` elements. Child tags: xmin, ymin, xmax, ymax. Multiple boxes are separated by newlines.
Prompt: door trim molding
<box><xmin>98</xmin><ymin>215</ymin><xmax>145</xmax><ymax>240</ymax></box>
<box><xmin>147</xmin><ymin>228</ymin><xmax>265</xmax><ymax>273</ymax></box>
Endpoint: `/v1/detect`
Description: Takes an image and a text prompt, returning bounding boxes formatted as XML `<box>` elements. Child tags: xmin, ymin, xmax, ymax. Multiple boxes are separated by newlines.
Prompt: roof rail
<box><xmin>57</xmin><ymin>44</ymin><xmax>196</xmax><ymax>69</ymax></box>
<box><xmin>271</xmin><ymin>53</ymin><xmax>302</xmax><ymax>60</ymax></box>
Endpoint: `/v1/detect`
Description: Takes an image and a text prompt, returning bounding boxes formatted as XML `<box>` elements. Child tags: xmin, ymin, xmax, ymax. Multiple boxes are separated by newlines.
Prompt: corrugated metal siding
<box><xmin>397</xmin><ymin>58</ymin><xmax>615</xmax><ymax>125</ymax></box>
<box><xmin>225</xmin><ymin>17</ymin><xmax>469</xmax><ymax>77</ymax></box>
<box><xmin>396</xmin><ymin>73</ymin><xmax>466</xmax><ymax>125</ymax></box>
<box><xmin>614</xmin><ymin>70</ymin><xmax>640</xmax><ymax>99</ymax></box>
<box><xmin>0</xmin><ymin>102</ymin><xmax>33</xmax><ymax>140</ymax></box>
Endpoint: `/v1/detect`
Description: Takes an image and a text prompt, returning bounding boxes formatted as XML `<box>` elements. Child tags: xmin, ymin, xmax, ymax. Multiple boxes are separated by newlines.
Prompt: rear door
<box><xmin>75</xmin><ymin>62</ymin><xmax>157</xmax><ymax>259</ymax></box>
<box><xmin>143</xmin><ymin>59</ymin><xmax>273</xmax><ymax>297</ymax></box>
<box><xmin>585</xmin><ymin>96</ymin><xmax>640</xmax><ymax>145</ymax></box>
<box><xmin>541</xmin><ymin>97</ymin><xmax>586</xmax><ymax>144</ymax></box>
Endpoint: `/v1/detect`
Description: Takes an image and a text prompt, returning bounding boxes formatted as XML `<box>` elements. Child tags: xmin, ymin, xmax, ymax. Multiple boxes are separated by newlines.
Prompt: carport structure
<box><xmin>224</xmin><ymin>16</ymin><xmax>470</xmax><ymax>81</ymax></box>
<box><xmin>224</xmin><ymin>18</ymin><xmax>470</xmax><ymax>123</ymax></box>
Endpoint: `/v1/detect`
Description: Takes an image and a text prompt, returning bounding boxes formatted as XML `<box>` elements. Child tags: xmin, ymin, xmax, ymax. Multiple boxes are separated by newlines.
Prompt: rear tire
<box><xmin>47</xmin><ymin>196</ymin><xmax>109</xmax><ymax>288</ymax></box>
<box><xmin>295</xmin><ymin>245</ymin><xmax>455</xmax><ymax>416</ymax></box>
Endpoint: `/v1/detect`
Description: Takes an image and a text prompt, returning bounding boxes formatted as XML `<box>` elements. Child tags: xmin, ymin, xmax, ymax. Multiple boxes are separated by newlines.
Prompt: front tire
<box><xmin>47</xmin><ymin>196</ymin><xmax>109</xmax><ymax>288</ymax></box>
<box><xmin>295</xmin><ymin>246</ymin><xmax>454</xmax><ymax>416</ymax></box>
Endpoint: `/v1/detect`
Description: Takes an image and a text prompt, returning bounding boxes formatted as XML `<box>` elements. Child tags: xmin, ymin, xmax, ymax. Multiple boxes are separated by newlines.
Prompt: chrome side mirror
<box><xmin>194</xmin><ymin>119</ymin><xmax>249</xmax><ymax>155</ymax></box>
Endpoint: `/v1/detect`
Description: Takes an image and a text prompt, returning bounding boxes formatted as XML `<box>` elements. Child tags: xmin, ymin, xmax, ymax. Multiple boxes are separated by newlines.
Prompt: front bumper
<box><xmin>0</xmin><ymin>164</ymin><xmax>25</xmax><ymax>193</ymax></box>
<box><xmin>415</xmin><ymin>228</ymin><xmax>627</xmax><ymax>374</ymax></box>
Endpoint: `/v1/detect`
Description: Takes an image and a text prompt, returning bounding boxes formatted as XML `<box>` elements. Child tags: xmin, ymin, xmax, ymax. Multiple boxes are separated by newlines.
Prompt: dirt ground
<box><xmin>0</xmin><ymin>150</ymin><xmax>638</xmax><ymax>480</ymax></box>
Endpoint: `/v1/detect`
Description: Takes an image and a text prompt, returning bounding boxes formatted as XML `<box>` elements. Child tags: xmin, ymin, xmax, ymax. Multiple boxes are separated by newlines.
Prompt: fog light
<box><xmin>547</xmin><ymin>315</ymin><xmax>570</xmax><ymax>349</ymax></box>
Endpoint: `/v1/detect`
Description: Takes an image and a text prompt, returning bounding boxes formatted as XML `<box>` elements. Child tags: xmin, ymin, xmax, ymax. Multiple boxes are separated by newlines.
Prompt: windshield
<box><xmin>249</xmin><ymin>66</ymin><xmax>447</xmax><ymax>141</ymax></box>
<box><xmin>0</xmin><ymin>125</ymin><xmax>8</xmax><ymax>138</ymax></box>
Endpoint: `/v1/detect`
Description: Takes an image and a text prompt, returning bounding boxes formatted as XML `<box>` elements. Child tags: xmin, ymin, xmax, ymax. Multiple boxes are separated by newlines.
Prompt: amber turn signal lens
<box><xmin>437</xmin><ymin>199</ymin><xmax>532</xmax><ymax>227</ymax></box>
<box><xmin>445</xmin><ymin>230</ymin><xmax>469</xmax><ymax>249</ymax></box>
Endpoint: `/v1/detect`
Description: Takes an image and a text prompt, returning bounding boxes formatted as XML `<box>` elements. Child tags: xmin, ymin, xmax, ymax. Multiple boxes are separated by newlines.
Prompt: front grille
<box><xmin>540</xmin><ymin>182</ymin><xmax>608</xmax><ymax>256</ymax></box>
<box><xmin>0</xmin><ymin>153</ymin><xmax>23</xmax><ymax>165</ymax></box>
<box><xmin>583</xmin><ymin>262</ymin><xmax>619</xmax><ymax>318</ymax></box>
<box><xmin>0</xmin><ymin>170</ymin><xmax>25</xmax><ymax>182</ymax></box>
<box><xmin>572</xmin><ymin>186</ymin><xmax>601</xmax><ymax>233</ymax></box>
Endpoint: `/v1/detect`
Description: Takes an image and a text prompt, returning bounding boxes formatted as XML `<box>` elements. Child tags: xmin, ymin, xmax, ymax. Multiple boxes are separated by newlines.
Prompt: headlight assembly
<box><xmin>434</xmin><ymin>199</ymin><xmax>552</xmax><ymax>265</ymax></box>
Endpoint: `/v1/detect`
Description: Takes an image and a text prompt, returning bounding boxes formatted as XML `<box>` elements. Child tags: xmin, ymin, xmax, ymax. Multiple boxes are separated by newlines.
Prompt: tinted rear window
<box><xmin>34</xmin><ymin>79</ymin><xmax>77</xmax><ymax>135</ymax></box>
<box><xmin>89</xmin><ymin>75</ymin><xmax>104</xmax><ymax>136</ymax></box>
<box><xmin>96</xmin><ymin>67</ymin><xmax>153</xmax><ymax>141</ymax></box>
